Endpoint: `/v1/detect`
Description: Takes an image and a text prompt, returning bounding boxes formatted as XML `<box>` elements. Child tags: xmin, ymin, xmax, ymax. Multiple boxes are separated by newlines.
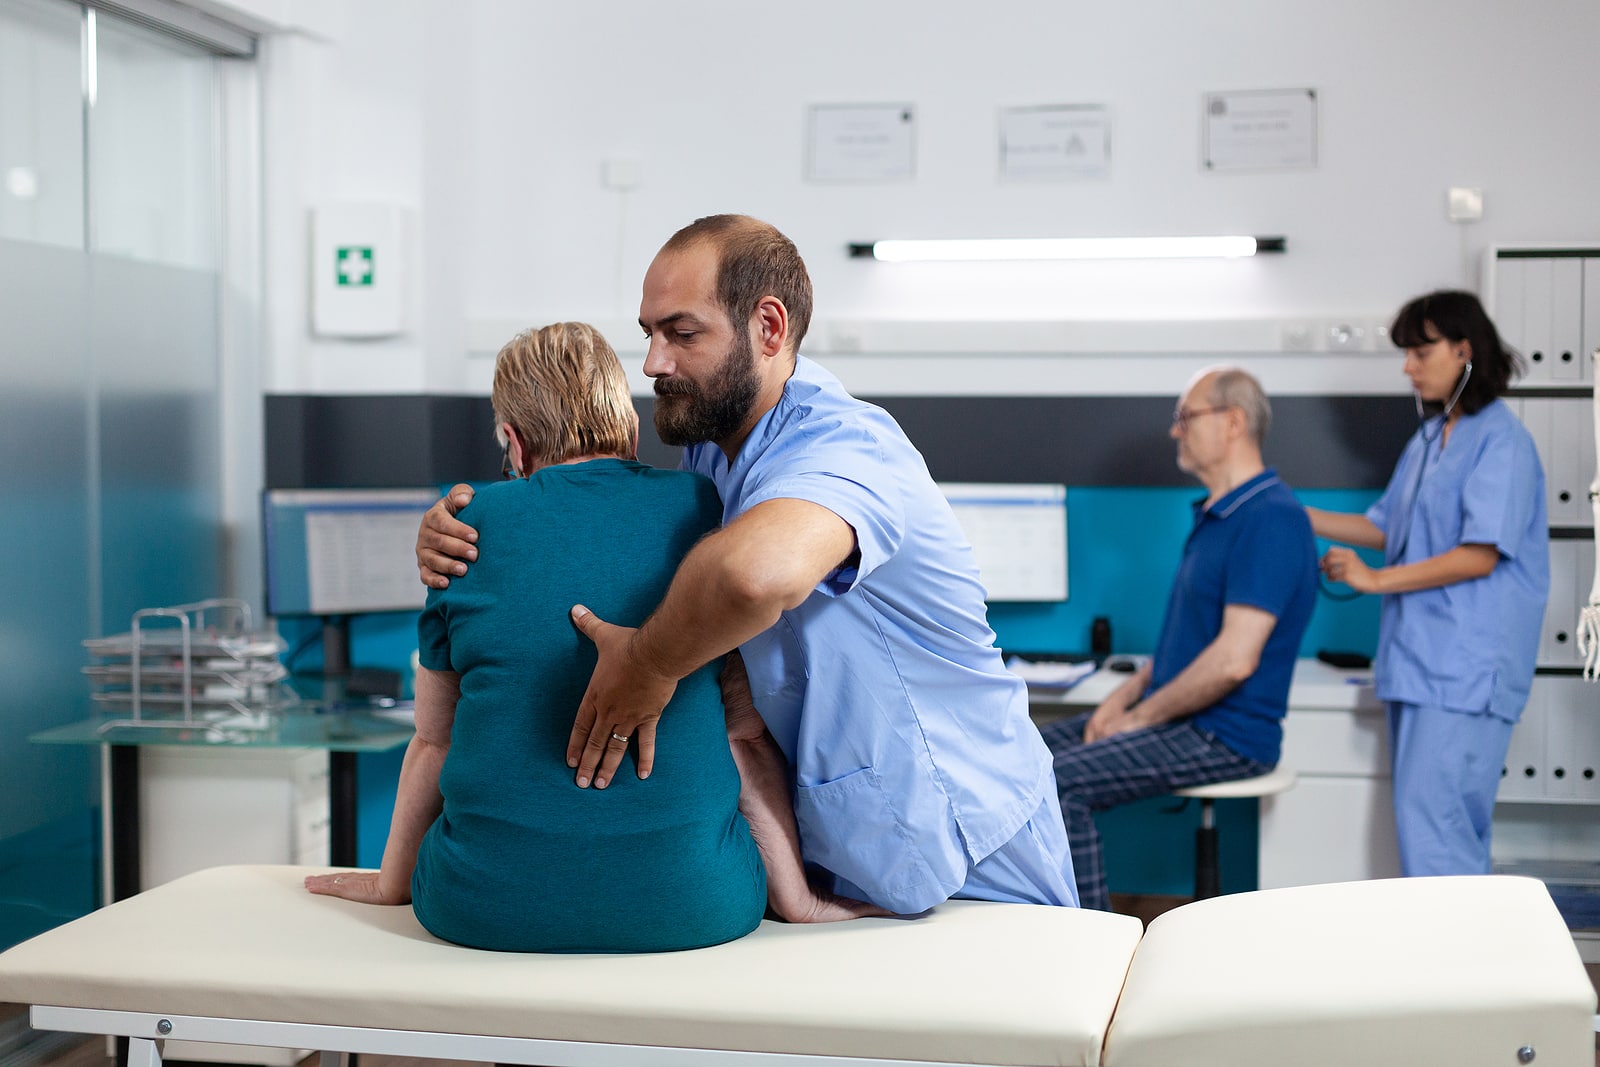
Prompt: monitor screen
<box><xmin>938</xmin><ymin>482</ymin><xmax>1068</xmax><ymax>602</ymax></box>
<box><xmin>262</xmin><ymin>488</ymin><xmax>440</xmax><ymax>617</ymax></box>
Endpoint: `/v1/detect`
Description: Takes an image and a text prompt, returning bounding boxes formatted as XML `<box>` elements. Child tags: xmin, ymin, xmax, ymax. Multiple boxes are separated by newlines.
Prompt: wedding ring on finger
<box><xmin>609</xmin><ymin>731</ymin><xmax>630</xmax><ymax>744</ymax></box>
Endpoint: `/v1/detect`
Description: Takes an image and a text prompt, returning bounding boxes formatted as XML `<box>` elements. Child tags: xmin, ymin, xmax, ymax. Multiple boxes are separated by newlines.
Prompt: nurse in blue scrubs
<box><xmin>1307</xmin><ymin>290</ymin><xmax>1549</xmax><ymax>876</ymax></box>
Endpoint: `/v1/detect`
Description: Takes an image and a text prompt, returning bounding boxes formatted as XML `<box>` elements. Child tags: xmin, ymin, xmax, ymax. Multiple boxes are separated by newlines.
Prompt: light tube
<box><xmin>850</xmin><ymin>236</ymin><xmax>1285</xmax><ymax>262</ymax></box>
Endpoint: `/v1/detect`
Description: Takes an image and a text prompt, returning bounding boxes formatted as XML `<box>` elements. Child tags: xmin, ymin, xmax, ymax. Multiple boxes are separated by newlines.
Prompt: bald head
<box><xmin>1190</xmin><ymin>365</ymin><xmax>1271</xmax><ymax>447</ymax></box>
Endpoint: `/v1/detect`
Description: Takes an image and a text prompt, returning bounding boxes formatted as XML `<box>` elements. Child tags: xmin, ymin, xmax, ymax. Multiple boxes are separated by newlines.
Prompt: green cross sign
<box><xmin>335</xmin><ymin>246</ymin><xmax>375</xmax><ymax>286</ymax></box>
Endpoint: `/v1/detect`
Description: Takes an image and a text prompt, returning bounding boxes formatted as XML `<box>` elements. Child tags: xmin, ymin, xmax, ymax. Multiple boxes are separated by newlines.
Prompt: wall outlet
<box><xmin>1281</xmin><ymin>322</ymin><xmax>1315</xmax><ymax>351</ymax></box>
<box><xmin>1326</xmin><ymin>322</ymin><xmax>1366</xmax><ymax>352</ymax></box>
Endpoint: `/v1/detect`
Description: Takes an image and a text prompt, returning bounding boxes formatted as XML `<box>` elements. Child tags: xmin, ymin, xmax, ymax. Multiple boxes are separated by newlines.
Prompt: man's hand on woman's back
<box><xmin>417</xmin><ymin>483</ymin><xmax>479</xmax><ymax>588</ymax></box>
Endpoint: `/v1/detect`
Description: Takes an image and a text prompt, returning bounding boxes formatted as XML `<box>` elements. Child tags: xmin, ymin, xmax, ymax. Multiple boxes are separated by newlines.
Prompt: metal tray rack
<box><xmin>83</xmin><ymin>598</ymin><xmax>300</xmax><ymax>735</ymax></box>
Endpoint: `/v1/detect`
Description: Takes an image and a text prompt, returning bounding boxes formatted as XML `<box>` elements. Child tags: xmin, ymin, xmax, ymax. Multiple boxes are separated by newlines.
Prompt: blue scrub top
<box><xmin>1365</xmin><ymin>400</ymin><xmax>1548</xmax><ymax>720</ymax></box>
<box><xmin>680</xmin><ymin>356</ymin><xmax>1060</xmax><ymax>915</ymax></box>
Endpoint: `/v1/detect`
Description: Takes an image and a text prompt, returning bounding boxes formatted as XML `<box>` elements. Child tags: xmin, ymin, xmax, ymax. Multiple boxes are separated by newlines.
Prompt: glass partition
<box><xmin>0</xmin><ymin>0</ymin><xmax>242</xmax><ymax>961</ymax></box>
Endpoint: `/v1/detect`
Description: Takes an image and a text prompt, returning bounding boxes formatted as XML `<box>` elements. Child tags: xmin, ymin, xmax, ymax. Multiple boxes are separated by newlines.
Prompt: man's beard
<box><xmin>653</xmin><ymin>328</ymin><xmax>761</xmax><ymax>447</ymax></box>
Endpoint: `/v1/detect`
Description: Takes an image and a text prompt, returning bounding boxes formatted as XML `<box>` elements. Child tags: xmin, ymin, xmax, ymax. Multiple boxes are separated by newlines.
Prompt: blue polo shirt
<box><xmin>1364</xmin><ymin>400</ymin><xmax>1547</xmax><ymax>720</ymax></box>
<box><xmin>1151</xmin><ymin>469</ymin><xmax>1317</xmax><ymax>765</ymax></box>
<box><xmin>679</xmin><ymin>356</ymin><xmax>1066</xmax><ymax>915</ymax></box>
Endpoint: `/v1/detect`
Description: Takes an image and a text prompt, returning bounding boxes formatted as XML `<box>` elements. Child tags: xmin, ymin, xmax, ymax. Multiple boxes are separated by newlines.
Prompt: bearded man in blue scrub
<box><xmin>417</xmin><ymin>215</ymin><xmax>1077</xmax><ymax>916</ymax></box>
<box><xmin>1038</xmin><ymin>367</ymin><xmax>1318</xmax><ymax>911</ymax></box>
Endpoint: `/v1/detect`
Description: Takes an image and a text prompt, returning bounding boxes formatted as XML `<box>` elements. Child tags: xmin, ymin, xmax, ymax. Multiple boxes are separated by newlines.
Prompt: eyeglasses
<box><xmin>1171</xmin><ymin>405</ymin><xmax>1231</xmax><ymax>431</ymax></box>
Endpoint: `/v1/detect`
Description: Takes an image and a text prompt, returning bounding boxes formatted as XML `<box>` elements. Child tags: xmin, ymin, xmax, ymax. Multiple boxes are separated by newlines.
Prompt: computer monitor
<box><xmin>938</xmin><ymin>482</ymin><xmax>1068</xmax><ymax>602</ymax></box>
<box><xmin>262</xmin><ymin>487</ymin><xmax>440</xmax><ymax>674</ymax></box>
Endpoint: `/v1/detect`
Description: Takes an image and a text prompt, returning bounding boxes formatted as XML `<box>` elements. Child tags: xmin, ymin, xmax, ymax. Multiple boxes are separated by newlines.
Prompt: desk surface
<box><xmin>31</xmin><ymin>707</ymin><xmax>414</xmax><ymax>752</ymax></box>
<box><xmin>1026</xmin><ymin>657</ymin><xmax>1377</xmax><ymax>714</ymax></box>
<box><xmin>35</xmin><ymin>671</ymin><xmax>417</xmax><ymax>752</ymax></box>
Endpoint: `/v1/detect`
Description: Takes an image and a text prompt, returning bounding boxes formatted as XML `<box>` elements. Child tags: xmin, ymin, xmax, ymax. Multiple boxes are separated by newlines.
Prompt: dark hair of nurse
<box><xmin>1388</xmin><ymin>289</ymin><xmax>1525</xmax><ymax>418</ymax></box>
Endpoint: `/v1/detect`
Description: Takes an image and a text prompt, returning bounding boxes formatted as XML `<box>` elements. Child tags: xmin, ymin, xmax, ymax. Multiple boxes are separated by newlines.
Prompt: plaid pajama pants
<box><xmin>1036</xmin><ymin>713</ymin><xmax>1270</xmax><ymax>911</ymax></box>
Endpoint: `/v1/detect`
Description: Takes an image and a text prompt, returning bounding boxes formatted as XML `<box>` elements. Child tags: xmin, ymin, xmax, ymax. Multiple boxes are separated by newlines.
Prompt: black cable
<box><xmin>1318</xmin><ymin>578</ymin><xmax>1364</xmax><ymax>602</ymax></box>
<box><xmin>282</xmin><ymin>625</ymin><xmax>321</xmax><ymax>673</ymax></box>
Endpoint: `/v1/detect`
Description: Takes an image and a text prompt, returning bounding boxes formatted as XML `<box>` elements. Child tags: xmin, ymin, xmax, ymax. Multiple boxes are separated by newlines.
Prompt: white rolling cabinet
<box><xmin>139</xmin><ymin>747</ymin><xmax>331</xmax><ymax>888</ymax></box>
<box><xmin>137</xmin><ymin>747</ymin><xmax>329</xmax><ymax>1067</ymax></box>
<box><xmin>1257</xmin><ymin>660</ymin><xmax>1402</xmax><ymax>889</ymax></box>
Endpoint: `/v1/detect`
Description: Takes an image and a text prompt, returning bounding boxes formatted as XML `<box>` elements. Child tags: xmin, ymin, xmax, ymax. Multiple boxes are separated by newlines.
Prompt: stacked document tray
<box><xmin>84</xmin><ymin>598</ymin><xmax>300</xmax><ymax>733</ymax></box>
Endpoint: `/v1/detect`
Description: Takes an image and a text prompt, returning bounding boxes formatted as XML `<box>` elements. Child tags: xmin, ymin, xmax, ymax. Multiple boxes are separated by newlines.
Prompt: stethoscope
<box><xmin>1318</xmin><ymin>360</ymin><xmax>1473</xmax><ymax>602</ymax></box>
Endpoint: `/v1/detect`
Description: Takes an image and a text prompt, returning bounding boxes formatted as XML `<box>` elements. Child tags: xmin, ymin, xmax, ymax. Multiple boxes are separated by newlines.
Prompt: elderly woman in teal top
<box><xmin>306</xmin><ymin>322</ymin><xmax>876</xmax><ymax>951</ymax></box>
<box><xmin>1308</xmin><ymin>290</ymin><xmax>1548</xmax><ymax>879</ymax></box>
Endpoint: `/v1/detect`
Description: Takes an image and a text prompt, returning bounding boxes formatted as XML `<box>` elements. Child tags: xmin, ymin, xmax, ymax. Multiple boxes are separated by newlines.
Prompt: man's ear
<box><xmin>753</xmin><ymin>296</ymin><xmax>790</xmax><ymax>359</ymax></box>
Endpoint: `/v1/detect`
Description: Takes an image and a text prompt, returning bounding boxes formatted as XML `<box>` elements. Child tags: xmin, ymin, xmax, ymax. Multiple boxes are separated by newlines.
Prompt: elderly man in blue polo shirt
<box><xmin>1039</xmin><ymin>366</ymin><xmax>1317</xmax><ymax>912</ymax></box>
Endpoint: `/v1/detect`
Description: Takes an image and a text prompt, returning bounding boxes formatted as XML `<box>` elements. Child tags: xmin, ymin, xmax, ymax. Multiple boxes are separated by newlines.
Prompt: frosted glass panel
<box><xmin>89</xmin><ymin>9</ymin><xmax>216</xmax><ymax>269</ymax></box>
<box><xmin>0</xmin><ymin>236</ymin><xmax>98</xmax><ymax>947</ymax></box>
<box><xmin>0</xmin><ymin>1</ymin><xmax>237</xmax><ymax>958</ymax></box>
<box><xmin>0</xmin><ymin>0</ymin><xmax>84</xmax><ymax>249</ymax></box>
<box><xmin>94</xmin><ymin>254</ymin><xmax>223</xmax><ymax>627</ymax></box>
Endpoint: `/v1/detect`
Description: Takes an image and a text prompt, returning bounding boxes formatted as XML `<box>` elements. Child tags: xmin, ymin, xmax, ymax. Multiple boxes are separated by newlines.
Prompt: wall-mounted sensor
<box><xmin>1447</xmin><ymin>187</ymin><xmax>1484</xmax><ymax>223</ymax></box>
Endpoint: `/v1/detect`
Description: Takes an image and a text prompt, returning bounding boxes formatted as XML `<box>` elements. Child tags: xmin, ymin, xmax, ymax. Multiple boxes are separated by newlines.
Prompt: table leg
<box><xmin>329</xmin><ymin>751</ymin><xmax>358</xmax><ymax>867</ymax></box>
<box><xmin>109</xmin><ymin>744</ymin><xmax>140</xmax><ymax>903</ymax></box>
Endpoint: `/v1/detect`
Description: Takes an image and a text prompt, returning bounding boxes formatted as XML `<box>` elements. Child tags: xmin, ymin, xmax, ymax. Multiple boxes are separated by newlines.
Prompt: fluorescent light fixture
<box><xmin>849</xmin><ymin>236</ymin><xmax>1286</xmax><ymax>262</ymax></box>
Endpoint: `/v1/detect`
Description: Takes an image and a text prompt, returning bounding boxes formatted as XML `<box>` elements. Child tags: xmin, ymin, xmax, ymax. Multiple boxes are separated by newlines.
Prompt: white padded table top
<box><xmin>1101</xmin><ymin>875</ymin><xmax>1597</xmax><ymax>1067</ymax></box>
<box><xmin>0</xmin><ymin>865</ymin><xmax>1143</xmax><ymax>1067</ymax></box>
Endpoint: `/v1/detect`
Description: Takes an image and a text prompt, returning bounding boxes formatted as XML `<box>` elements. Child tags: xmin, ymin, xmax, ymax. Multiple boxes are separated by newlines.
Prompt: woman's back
<box><xmin>412</xmin><ymin>459</ymin><xmax>765</xmax><ymax>951</ymax></box>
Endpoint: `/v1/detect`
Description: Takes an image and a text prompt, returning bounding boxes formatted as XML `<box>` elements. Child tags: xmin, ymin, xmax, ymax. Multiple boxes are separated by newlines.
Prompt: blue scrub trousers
<box><xmin>1387</xmin><ymin>701</ymin><xmax>1516</xmax><ymax>876</ymax></box>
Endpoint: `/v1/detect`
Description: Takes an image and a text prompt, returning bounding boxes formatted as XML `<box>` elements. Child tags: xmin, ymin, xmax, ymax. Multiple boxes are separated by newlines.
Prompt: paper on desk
<box><xmin>1004</xmin><ymin>657</ymin><xmax>1096</xmax><ymax>690</ymax></box>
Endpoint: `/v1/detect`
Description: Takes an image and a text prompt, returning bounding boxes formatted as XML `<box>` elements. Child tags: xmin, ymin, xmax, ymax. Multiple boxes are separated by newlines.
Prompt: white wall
<box><xmin>246</xmin><ymin>0</ymin><xmax>1600</xmax><ymax>396</ymax></box>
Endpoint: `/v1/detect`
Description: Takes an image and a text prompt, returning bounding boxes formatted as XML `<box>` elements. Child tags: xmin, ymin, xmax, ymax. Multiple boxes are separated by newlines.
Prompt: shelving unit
<box><xmin>1486</xmin><ymin>245</ymin><xmax>1600</xmax><ymax>956</ymax></box>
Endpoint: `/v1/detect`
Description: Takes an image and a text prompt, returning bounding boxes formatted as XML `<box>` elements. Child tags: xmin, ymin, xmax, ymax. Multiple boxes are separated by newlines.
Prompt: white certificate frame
<box><xmin>1202</xmin><ymin>88</ymin><xmax>1318</xmax><ymax>172</ymax></box>
<box><xmin>806</xmin><ymin>103</ymin><xmax>916</xmax><ymax>183</ymax></box>
<box><xmin>999</xmin><ymin>104</ymin><xmax>1111</xmax><ymax>181</ymax></box>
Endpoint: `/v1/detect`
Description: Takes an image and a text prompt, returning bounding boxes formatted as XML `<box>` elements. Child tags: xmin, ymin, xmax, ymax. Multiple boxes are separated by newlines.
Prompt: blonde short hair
<box><xmin>491</xmin><ymin>322</ymin><xmax>637</xmax><ymax>468</ymax></box>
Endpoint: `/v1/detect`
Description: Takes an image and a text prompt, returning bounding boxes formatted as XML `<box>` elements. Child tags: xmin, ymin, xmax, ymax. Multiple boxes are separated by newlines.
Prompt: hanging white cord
<box><xmin>1577</xmin><ymin>347</ymin><xmax>1600</xmax><ymax>680</ymax></box>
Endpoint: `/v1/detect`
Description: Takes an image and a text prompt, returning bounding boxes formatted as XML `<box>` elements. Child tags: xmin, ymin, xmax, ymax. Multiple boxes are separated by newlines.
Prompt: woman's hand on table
<box><xmin>304</xmin><ymin>870</ymin><xmax>409</xmax><ymax>906</ymax></box>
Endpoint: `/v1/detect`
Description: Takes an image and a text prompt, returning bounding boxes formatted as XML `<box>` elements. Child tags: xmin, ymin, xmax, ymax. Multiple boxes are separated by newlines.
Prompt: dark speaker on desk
<box><xmin>1090</xmin><ymin>616</ymin><xmax>1112</xmax><ymax>659</ymax></box>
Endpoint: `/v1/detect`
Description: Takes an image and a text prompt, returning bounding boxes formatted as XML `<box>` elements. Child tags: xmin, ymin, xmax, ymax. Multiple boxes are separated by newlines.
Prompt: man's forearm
<box><xmin>1126</xmin><ymin>626</ymin><xmax>1269</xmax><ymax>729</ymax></box>
<box><xmin>1126</xmin><ymin>654</ymin><xmax>1241</xmax><ymax>728</ymax></box>
<box><xmin>631</xmin><ymin>537</ymin><xmax>793</xmax><ymax>684</ymax></box>
<box><xmin>631</xmin><ymin>499</ymin><xmax>855</xmax><ymax>683</ymax></box>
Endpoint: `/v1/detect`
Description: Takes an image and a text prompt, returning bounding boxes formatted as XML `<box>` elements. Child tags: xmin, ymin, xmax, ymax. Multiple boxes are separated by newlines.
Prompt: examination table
<box><xmin>0</xmin><ymin>865</ymin><xmax>1593</xmax><ymax>1067</ymax></box>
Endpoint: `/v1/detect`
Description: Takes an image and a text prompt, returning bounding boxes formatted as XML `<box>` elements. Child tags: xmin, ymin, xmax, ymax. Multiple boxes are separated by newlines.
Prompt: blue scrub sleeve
<box><xmin>741</xmin><ymin>461</ymin><xmax>905</xmax><ymax>598</ymax></box>
<box><xmin>1458</xmin><ymin>430</ymin><xmax>1540</xmax><ymax>559</ymax></box>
